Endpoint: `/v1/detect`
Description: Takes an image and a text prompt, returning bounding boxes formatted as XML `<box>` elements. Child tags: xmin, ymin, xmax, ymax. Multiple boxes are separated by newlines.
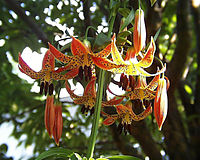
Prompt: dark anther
<box><xmin>44</xmin><ymin>82</ymin><xmax>49</xmax><ymax>96</ymax></box>
<box><xmin>49</xmin><ymin>83</ymin><xmax>54</xmax><ymax>95</ymax></box>
<box><xmin>124</xmin><ymin>124</ymin><xmax>128</xmax><ymax>135</ymax></box>
<box><xmin>122</xmin><ymin>75</ymin><xmax>128</xmax><ymax>90</ymax></box>
<box><xmin>81</xmin><ymin>105</ymin><xmax>85</xmax><ymax>114</ymax></box>
<box><xmin>90</xmin><ymin>107</ymin><xmax>95</xmax><ymax>115</ymax></box>
<box><xmin>88</xmin><ymin>66</ymin><xmax>92</xmax><ymax>80</ymax></box>
<box><xmin>40</xmin><ymin>82</ymin><xmax>44</xmax><ymax>95</ymax></box>
<box><xmin>85</xmin><ymin>106</ymin><xmax>90</xmax><ymax>115</ymax></box>
<box><xmin>84</xmin><ymin>66</ymin><xmax>88</xmax><ymax>81</ymax></box>
<box><xmin>127</xmin><ymin>124</ymin><xmax>132</xmax><ymax>134</ymax></box>
<box><xmin>129</xmin><ymin>75</ymin><xmax>135</xmax><ymax>90</ymax></box>
<box><xmin>120</xmin><ymin>73</ymin><xmax>124</xmax><ymax>85</ymax></box>
<box><xmin>78</xmin><ymin>66</ymin><xmax>83</xmax><ymax>80</ymax></box>
<box><xmin>117</xmin><ymin>123</ymin><xmax>123</xmax><ymax>135</ymax></box>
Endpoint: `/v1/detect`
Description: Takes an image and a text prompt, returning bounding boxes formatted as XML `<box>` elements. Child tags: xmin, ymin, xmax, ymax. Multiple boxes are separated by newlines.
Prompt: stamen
<box><xmin>129</xmin><ymin>75</ymin><xmax>135</xmax><ymax>90</ymax></box>
<box><xmin>81</xmin><ymin>105</ymin><xmax>85</xmax><ymax>114</ymax></box>
<box><xmin>124</xmin><ymin>124</ymin><xmax>128</xmax><ymax>135</ymax></box>
<box><xmin>120</xmin><ymin>73</ymin><xmax>124</xmax><ymax>88</ymax></box>
<box><xmin>90</xmin><ymin>107</ymin><xmax>95</xmax><ymax>115</ymax></box>
<box><xmin>44</xmin><ymin>82</ymin><xmax>49</xmax><ymax>96</ymax></box>
<box><xmin>117</xmin><ymin>123</ymin><xmax>123</xmax><ymax>134</ymax></box>
<box><xmin>49</xmin><ymin>83</ymin><xmax>54</xmax><ymax>95</ymax></box>
<box><xmin>122</xmin><ymin>75</ymin><xmax>128</xmax><ymax>90</ymax></box>
<box><xmin>127</xmin><ymin>124</ymin><xmax>132</xmax><ymax>134</ymax></box>
<box><xmin>84</xmin><ymin>66</ymin><xmax>88</xmax><ymax>81</ymax></box>
<box><xmin>88</xmin><ymin>66</ymin><xmax>92</xmax><ymax>80</ymax></box>
<box><xmin>85</xmin><ymin>106</ymin><xmax>89</xmax><ymax>115</ymax></box>
<box><xmin>78</xmin><ymin>66</ymin><xmax>83</xmax><ymax>80</ymax></box>
<box><xmin>40</xmin><ymin>82</ymin><xmax>44</xmax><ymax>95</ymax></box>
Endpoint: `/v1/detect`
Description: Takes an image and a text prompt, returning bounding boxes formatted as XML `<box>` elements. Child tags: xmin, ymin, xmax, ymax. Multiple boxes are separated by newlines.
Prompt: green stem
<box><xmin>86</xmin><ymin>14</ymin><xmax>116</xmax><ymax>159</ymax></box>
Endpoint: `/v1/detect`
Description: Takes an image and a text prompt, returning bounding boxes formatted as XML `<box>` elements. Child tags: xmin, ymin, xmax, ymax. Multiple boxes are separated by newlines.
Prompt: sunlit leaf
<box><xmin>35</xmin><ymin>147</ymin><xmax>74</xmax><ymax>160</ymax></box>
<box><xmin>106</xmin><ymin>155</ymin><xmax>141</xmax><ymax>160</ymax></box>
<box><xmin>119</xmin><ymin>9</ymin><xmax>134</xmax><ymax>32</ymax></box>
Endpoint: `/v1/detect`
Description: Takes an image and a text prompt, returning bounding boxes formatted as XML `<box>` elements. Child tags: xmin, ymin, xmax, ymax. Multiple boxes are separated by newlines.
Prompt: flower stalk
<box><xmin>86</xmin><ymin>13</ymin><xmax>116</xmax><ymax>159</ymax></box>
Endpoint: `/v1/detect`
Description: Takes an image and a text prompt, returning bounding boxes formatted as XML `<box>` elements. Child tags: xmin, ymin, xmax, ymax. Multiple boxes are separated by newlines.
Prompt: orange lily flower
<box><xmin>110</xmin><ymin>35</ymin><xmax>165</xmax><ymax>77</ymax></box>
<box><xmin>65</xmin><ymin>76</ymin><xmax>124</xmax><ymax>114</ymax></box>
<box><xmin>154</xmin><ymin>76</ymin><xmax>169</xmax><ymax>130</ymax></box>
<box><xmin>65</xmin><ymin>76</ymin><xmax>97</xmax><ymax>114</ymax></box>
<box><xmin>102</xmin><ymin>101</ymin><xmax>152</xmax><ymax>134</ymax></box>
<box><xmin>48</xmin><ymin>37</ymin><xmax>124</xmax><ymax>80</ymax></box>
<box><xmin>45</xmin><ymin>95</ymin><xmax>55</xmax><ymax>138</ymax></box>
<box><xmin>18</xmin><ymin>50</ymin><xmax>78</xmax><ymax>95</ymax></box>
<box><xmin>53</xmin><ymin>103</ymin><xmax>63</xmax><ymax>146</ymax></box>
<box><xmin>126</xmin><ymin>74</ymin><xmax>160</xmax><ymax>107</ymax></box>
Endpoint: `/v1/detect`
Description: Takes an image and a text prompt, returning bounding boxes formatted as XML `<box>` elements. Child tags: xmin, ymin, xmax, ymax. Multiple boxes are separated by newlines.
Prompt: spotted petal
<box><xmin>135</xmin><ymin>37</ymin><xmax>155</xmax><ymax>68</ymax></box>
<box><xmin>18</xmin><ymin>53</ymin><xmax>42</xmax><ymax>79</ymax></box>
<box><xmin>102</xmin><ymin>97</ymin><xmax>124</xmax><ymax>107</ymax></box>
<box><xmin>52</xmin><ymin>68</ymin><xmax>78</xmax><ymax>80</ymax></box>
<box><xmin>71</xmin><ymin>36</ymin><xmax>90</xmax><ymax>56</ymax></box>
<box><xmin>92</xmin><ymin>56</ymin><xmax>125</xmax><ymax>70</ymax></box>
<box><xmin>91</xmin><ymin>43</ymin><xmax>112</xmax><ymax>58</ymax></box>
<box><xmin>83</xmin><ymin>77</ymin><xmax>96</xmax><ymax>96</ymax></box>
<box><xmin>48</xmin><ymin>43</ymin><xmax>75</xmax><ymax>64</ymax></box>
<box><xmin>132</xmin><ymin>104</ymin><xmax>152</xmax><ymax>121</ymax></box>
<box><xmin>42</xmin><ymin>49</ymin><xmax>55</xmax><ymax>71</ymax></box>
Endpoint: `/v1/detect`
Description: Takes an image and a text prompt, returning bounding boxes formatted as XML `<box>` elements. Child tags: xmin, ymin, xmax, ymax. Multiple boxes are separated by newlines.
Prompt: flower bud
<box><xmin>154</xmin><ymin>78</ymin><xmax>168</xmax><ymax>130</ymax></box>
<box><xmin>45</xmin><ymin>95</ymin><xmax>55</xmax><ymax>138</ymax></box>
<box><xmin>53</xmin><ymin>104</ymin><xmax>63</xmax><ymax>146</ymax></box>
<box><xmin>133</xmin><ymin>8</ymin><xmax>146</xmax><ymax>54</ymax></box>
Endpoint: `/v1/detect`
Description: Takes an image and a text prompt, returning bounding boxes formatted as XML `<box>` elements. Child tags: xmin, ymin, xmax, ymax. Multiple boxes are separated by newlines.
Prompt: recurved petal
<box><xmin>103</xmin><ymin>116</ymin><xmax>117</xmax><ymax>126</ymax></box>
<box><xmin>132</xmin><ymin>104</ymin><xmax>152</xmax><ymax>121</ymax></box>
<box><xmin>18</xmin><ymin>53</ymin><xmax>42</xmax><ymax>79</ymax></box>
<box><xmin>147</xmin><ymin>74</ymin><xmax>160</xmax><ymax>91</ymax></box>
<box><xmin>102</xmin><ymin>97</ymin><xmax>124</xmax><ymax>107</ymax></box>
<box><xmin>71</xmin><ymin>36</ymin><xmax>90</xmax><ymax>56</ymax></box>
<box><xmin>65</xmin><ymin>81</ymin><xmax>80</xmax><ymax>99</ymax></box>
<box><xmin>135</xmin><ymin>37</ymin><xmax>156</xmax><ymax>68</ymax></box>
<box><xmin>52</xmin><ymin>68</ymin><xmax>79</xmax><ymax>80</ymax></box>
<box><xmin>111</xmin><ymin>37</ymin><xmax>127</xmax><ymax>65</ymax></box>
<box><xmin>83</xmin><ymin>76</ymin><xmax>96</xmax><ymax>96</ymax></box>
<box><xmin>91</xmin><ymin>42</ymin><xmax>112</xmax><ymax>58</ymax></box>
<box><xmin>92</xmin><ymin>56</ymin><xmax>125</xmax><ymax>70</ymax></box>
<box><xmin>42</xmin><ymin>49</ymin><xmax>55</xmax><ymax>71</ymax></box>
<box><xmin>48</xmin><ymin>43</ymin><xmax>73</xmax><ymax>63</ymax></box>
<box><xmin>132</xmin><ymin>63</ymin><xmax>166</xmax><ymax>77</ymax></box>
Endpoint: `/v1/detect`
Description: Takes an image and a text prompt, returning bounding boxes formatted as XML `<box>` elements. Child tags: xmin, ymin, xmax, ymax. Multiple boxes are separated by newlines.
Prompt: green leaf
<box><xmin>118</xmin><ymin>8</ymin><xmax>131</xmax><ymax>17</ymax></box>
<box><xmin>93</xmin><ymin>32</ymin><xmax>110</xmax><ymax>50</ymax></box>
<box><xmin>35</xmin><ymin>147</ymin><xmax>74</xmax><ymax>160</ymax></box>
<box><xmin>150</xmin><ymin>0</ymin><xmax>157</xmax><ymax>6</ymax></box>
<box><xmin>154</xmin><ymin>28</ymin><xmax>161</xmax><ymax>42</ymax></box>
<box><xmin>119</xmin><ymin>9</ymin><xmax>134</xmax><ymax>32</ymax></box>
<box><xmin>106</xmin><ymin>155</ymin><xmax>141</xmax><ymax>160</ymax></box>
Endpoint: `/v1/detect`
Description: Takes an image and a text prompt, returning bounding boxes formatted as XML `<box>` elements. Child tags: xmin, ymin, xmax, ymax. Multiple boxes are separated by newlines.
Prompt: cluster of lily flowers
<box><xmin>18</xmin><ymin>8</ymin><xmax>169</xmax><ymax>145</ymax></box>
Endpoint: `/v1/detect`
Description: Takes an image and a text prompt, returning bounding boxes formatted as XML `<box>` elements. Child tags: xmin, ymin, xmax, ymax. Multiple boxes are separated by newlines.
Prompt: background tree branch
<box><xmin>4</xmin><ymin>0</ymin><xmax>49</xmax><ymax>47</ymax></box>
